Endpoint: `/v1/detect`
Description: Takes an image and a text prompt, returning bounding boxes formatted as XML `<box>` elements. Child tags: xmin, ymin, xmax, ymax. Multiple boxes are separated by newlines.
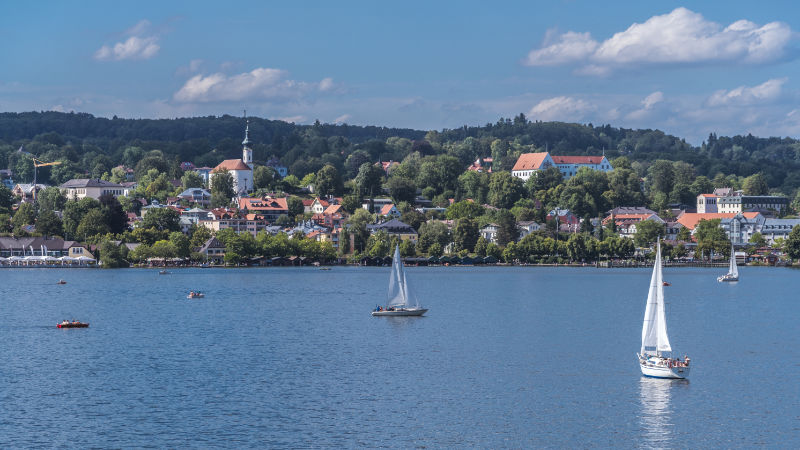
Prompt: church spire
<box><xmin>242</xmin><ymin>110</ymin><xmax>253</xmax><ymax>169</ymax></box>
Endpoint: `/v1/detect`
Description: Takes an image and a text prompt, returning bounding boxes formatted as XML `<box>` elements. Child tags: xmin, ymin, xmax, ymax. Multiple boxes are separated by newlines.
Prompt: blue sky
<box><xmin>2</xmin><ymin>1</ymin><xmax>800</xmax><ymax>143</ymax></box>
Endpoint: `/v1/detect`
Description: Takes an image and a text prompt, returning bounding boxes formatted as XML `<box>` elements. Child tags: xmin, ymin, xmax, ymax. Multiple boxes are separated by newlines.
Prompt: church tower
<box><xmin>242</xmin><ymin>115</ymin><xmax>253</xmax><ymax>169</ymax></box>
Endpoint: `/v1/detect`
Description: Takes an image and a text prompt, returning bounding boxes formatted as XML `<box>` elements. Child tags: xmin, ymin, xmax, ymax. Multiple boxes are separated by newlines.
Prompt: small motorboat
<box><xmin>159</xmin><ymin>270</ymin><xmax>170</xmax><ymax>275</ymax></box>
<box><xmin>187</xmin><ymin>291</ymin><xmax>205</xmax><ymax>299</ymax></box>
<box><xmin>57</xmin><ymin>320</ymin><xmax>89</xmax><ymax>328</ymax></box>
<box><xmin>662</xmin><ymin>281</ymin><xmax>671</xmax><ymax>286</ymax></box>
<box><xmin>57</xmin><ymin>279</ymin><xmax>67</xmax><ymax>285</ymax></box>
<box><xmin>319</xmin><ymin>267</ymin><xmax>331</xmax><ymax>270</ymax></box>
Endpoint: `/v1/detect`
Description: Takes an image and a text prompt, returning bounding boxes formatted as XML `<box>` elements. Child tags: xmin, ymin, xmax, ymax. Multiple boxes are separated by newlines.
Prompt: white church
<box><xmin>211</xmin><ymin>120</ymin><xmax>254</xmax><ymax>196</ymax></box>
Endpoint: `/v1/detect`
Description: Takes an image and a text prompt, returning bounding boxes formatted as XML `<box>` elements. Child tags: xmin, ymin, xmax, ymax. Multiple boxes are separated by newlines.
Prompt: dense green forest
<box><xmin>2</xmin><ymin>111</ymin><xmax>799</xmax><ymax>196</ymax></box>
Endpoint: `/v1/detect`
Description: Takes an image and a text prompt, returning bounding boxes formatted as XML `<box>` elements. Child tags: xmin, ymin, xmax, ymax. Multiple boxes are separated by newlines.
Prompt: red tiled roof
<box><xmin>677</xmin><ymin>212</ymin><xmax>761</xmax><ymax>230</ymax></box>
<box><xmin>551</xmin><ymin>155</ymin><xmax>604</xmax><ymax>164</ymax></box>
<box><xmin>238</xmin><ymin>197</ymin><xmax>289</xmax><ymax>212</ymax></box>
<box><xmin>213</xmin><ymin>159</ymin><xmax>251</xmax><ymax>172</ymax></box>
<box><xmin>512</xmin><ymin>152</ymin><xmax>549</xmax><ymax>171</ymax></box>
<box><xmin>700</xmin><ymin>194</ymin><xmax>717</xmax><ymax>198</ymax></box>
<box><xmin>324</xmin><ymin>204</ymin><xmax>342</xmax><ymax>215</ymax></box>
<box><xmin>380</xmin><ymin>204</ymin><xmax>396</xmax><ymax>215</ymax></box>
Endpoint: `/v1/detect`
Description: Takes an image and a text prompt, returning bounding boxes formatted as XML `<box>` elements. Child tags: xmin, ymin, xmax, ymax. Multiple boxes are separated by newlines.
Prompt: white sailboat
<box><xmin>717</xmin><ymin>245</ymin><xmax>739</xmax><ymax>282</ymax></box>
<box><xmin>371</xmin><ymin>245</ymin><xmax>427</xmax><ymax>317</ymax></box>
<box><xmin>637</xmin><ymin>241</ymin><xmax>690</xmax><ymax>379</ymax></box>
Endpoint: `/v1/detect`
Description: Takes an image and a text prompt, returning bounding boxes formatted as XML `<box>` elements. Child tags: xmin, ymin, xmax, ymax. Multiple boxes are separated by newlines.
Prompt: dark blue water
<box><xmin>1</xmin><ymin>266</ymin><xmax>797</xmax><ymax>447</ymax></box>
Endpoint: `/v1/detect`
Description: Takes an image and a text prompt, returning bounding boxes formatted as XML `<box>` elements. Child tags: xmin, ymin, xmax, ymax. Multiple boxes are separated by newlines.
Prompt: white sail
<box><xmin>641</xmin><ymin>241</ymin><xmax>672</xmax><ymax>356</ymax></box>
<box><xmin>728</xmin><ymin>246</ymin><xmax>738</xmax><ymax>277</ymax></box>
<box><xmin>387</xmin><ymin>245</ymin><xmax>419</xmax><ymax>308</ymax></box>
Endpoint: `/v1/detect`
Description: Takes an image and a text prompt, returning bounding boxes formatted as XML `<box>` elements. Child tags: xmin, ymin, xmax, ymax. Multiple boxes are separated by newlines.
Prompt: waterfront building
<box><xmin>517</xmin><ymin>220</ymin><xmax>543</xmax><ymax>239</ymax></box>
<box><xmin>480</xmin><ymin>223</ymin><xmax>499</xmax><ymax>243</ymax></box>
<box><xmin>719</xmin><ymin>213</ymin><xmax>767</xmax><ymax>244</ymax></box>
<box><xmin>197</xmin><ymin>237</ymin><xmax>225</xmax><ymax>264</ymax></box>
<box><xmin>367</xmin><ymin>218</ymin><xmax>418</xmax><ymax>241</ymax></box>
<box><xmin>760</xmin><ymin>218</ymin><xmax>800</xmax><ymax>244</ymax></box>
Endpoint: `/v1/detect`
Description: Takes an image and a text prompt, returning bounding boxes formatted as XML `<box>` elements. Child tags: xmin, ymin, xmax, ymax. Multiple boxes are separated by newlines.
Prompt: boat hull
<box><xmin>717</xmin><ymin>275</ymin><xmax>738</xmax><ymax>282</ymax></box>
<box><xmin>57</xmin><ymin>323</ymin><xmax>89</xmax><ymax>328</ymax></box>
<box><xmin>371</xmin><ymin>308</ymin><xmax>427</xmax><ymax>317</ymax></box>
<box><xmin>639</xmin><ymin>362</ymin><xmax>690</xmax><ymax>379</ymax></box>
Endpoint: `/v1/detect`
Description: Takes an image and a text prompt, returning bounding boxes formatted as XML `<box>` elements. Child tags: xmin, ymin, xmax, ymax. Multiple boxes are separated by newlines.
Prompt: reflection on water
<box><xmin>638</xmin><ymin>377</ymin><xmax>689</xmax><ymax>448</ymax></box>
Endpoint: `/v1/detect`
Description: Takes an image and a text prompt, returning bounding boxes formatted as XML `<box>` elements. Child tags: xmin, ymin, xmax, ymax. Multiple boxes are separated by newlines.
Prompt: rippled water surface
<box><xmin>1</xmin><ymin>266</ymin><xmax>798</xmax><ymax>447</ymax></box>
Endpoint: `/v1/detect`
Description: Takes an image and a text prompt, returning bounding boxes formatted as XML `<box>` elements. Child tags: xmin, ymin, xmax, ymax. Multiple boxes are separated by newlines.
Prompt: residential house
<box><xmin>366</xmin><ymin>218</ymin><xmax>418</xmax><ymax>241</ymax></box>
<box><xmin>194</xmin><ymin>166</ymin><xmax>213</xmax><ymax>185</ymax></box>
<box><xmin>362</xmin><ymin>197</ymin><xmax>394</xmax><ymax>212</ymax></box>
<box><xmin>0</xmin><ymin>169</ymin><xmax>13</xmax><ymax>189</ymax></box>
<box><xmin>12</xmin><ymin>183</ymin><xmax>47</xmax><ymax>202</ymax></box>
<box><xmin>466</xmin><ymin>157</ymin><xmax>493</xmax><ymax>173</ymax></box>
<box><xmin>517</xmin><ymin>220</ymin><xmax>543</xmax><ymax>239</ymax></box>
<box><xmin>238</xmin><ymin>196</ymin><xmax>289</xmax><ymax>222</ymax></box>
<box><xmin>303</xmin><ymin>197</ymin><xmax>330</xmax><ymax>214</ymax></box>
<box><xmin>113</xmin><ymin>165</ymin><xmax>135</xmax><ymax>181</ymax></box>
<box><xmin>198</xmin><ymin>237</ymin><xmax>225</xmax><ymax>264</ymax></box>
<box><xmin>376</xmin><ymin>160</ymin><xmax>400</xmax><ymax>175</ymax></box>
<box><xmin>177</xmin><ymin>188</ymin><xmax>211</xmax><ymax>206</ymax></box>
<box><xmin>676</xmin><ymin>211</ymin><xmax>763</xmax><ymax>234</ymax></box>
<box><xmin>547</xmin><ymin>208</ymin><xmax>581</xmax><ymax>233</ymax></box>
<box><xmin>60</xmin><ymin>179</ymin><xmax>125</xmax><ymax>200</ymax></box>
<box><xmin>180</xmin><ymin>162</ymin><xmax>196</xmax><ymax>171</ymax></box>
<box><xmin>266</xmin><ymin>156</ymin><xmax>288</xmax><ymax>178</ymax></box>
<box><xmin>378</xmin><ymin>203</ymin><xmax>400</xmax><ymax>218</ymax></box>
<box><xmin>480</xmin><ymin>223</ymin><xmax>499</xmax><ymax>243</ymax></box>
<box><xmin>199</xmin><ymin>208</ymin><xmax>270</xmax><ymax>237</ymax></box>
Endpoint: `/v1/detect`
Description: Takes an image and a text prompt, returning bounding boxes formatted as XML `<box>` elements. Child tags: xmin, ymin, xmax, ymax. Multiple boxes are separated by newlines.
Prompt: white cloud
<box><xmin>707</xmin><ymin>78</ymin><xmax>787</xmax><ymax>106</ymax></box>
<box><xmin>275</xmin><ymin>115</ymin><xmax>306</xmax><ymax>124</ymax></box>
<box><xmin>95</xmin><ymin>20</ymin><xmax>161</xmax><ymax>61</ymax></box>
<box><xmin>524</xmin><ymin>8</ymin><xmax>793</xmax><ymax>74</ymax></box>
<box><xmin>528</xmin><ymin>96</ymin><xmax>595</xmax><ymax>121</ymax></box>
<box><xmin>626</xmin><ymin>91</ymin><xmax>665</xmax><ymax>121</ymax></box>
<box><xmin>173</xmin><ymin>68</ymin><xmax>335</xmax><ymax>103</ymax></box>
<box><xmin>642</xmin><ymin>91</ymin><xmax>664</xmax><ymax>109</ymax></box>
<box><xmin>333</xmin><ymin>114</ymin><xmax>351</xmax><ymax>124</ymax></box>
<box><xmin>524</xmin><ymin>31</ymin><xmax>598</xmax><ymax>66</ymax></box>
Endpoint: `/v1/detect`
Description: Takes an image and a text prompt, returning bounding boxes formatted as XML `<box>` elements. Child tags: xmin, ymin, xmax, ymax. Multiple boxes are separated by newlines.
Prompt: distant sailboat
<box><xmin>637</xmin><ymin>241</ymin><xmax>690</xmax><ymax>379</ymax></box>
<box><xmin>717</xmin><ymin>245</ymin><xmax>739</xmax><ymax>282</ymax></box>
<box><xmin>372</xmin><ymin>245</ymin><xmax>427</xmax><ymax>317</ymax></box>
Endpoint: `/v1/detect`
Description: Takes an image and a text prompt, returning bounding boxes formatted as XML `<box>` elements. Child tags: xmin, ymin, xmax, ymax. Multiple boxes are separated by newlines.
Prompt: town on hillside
<box><xmin>2</xmin><ymin>115</ymin><xmax>800</xmax><ymax>268</ymax></box>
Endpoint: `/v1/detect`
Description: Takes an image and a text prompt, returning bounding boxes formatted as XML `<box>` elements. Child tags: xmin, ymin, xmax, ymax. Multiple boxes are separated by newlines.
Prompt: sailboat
<box><xmin>637</xmin><ymin>241</ymin><xmax>690</xmax><ymax>379</ymax></box>
<box><xmin>717</xmin><ymin>244</ymin><xmax>739</xmax><ymax>282</ymax></box>
<box><xmin>371</xmin><ymin>245</ymin><xmax>427</xmax><ymax>317</ymax></box>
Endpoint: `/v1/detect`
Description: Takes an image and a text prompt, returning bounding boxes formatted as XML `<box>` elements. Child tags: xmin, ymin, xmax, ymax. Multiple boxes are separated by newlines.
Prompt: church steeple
<box><xmin>242</xmin><ymin>110</ymin><xmax>253</xmax><ymax>169</ymax></box>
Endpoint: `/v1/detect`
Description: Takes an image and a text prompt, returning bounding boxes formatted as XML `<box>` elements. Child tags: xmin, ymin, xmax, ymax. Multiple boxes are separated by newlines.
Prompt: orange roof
<box><xmin>677</xmin><ymin>212</ymin><xmax>761</xmax><ymax>230</ymax></box>
<box><xmin>700</xmin><ymin>194</ymin><xmax>717</xmax><ymax>198</ymax></box>
<box><xmin>238</xmin><ymin>197</ymin><xmax>288</xmax><ymax>212</ymax></box>
<box><xmin>551</xmin><ymin>155</ymin><xmax>604</xmax><ymax>164</ymax></box>
<box><xmin>213</xmin><ymin>159</ymin><xmax>251</xmax><ymax>172</ymax></box>
<box><xmin>512</xmin><ymin>152</ymin><xmax>549</xmax><ymax>171</ymax></box>
<box><xmin>380</xmin><ymin>204</ymin><xmax>396</xmax><ymax>215</ymax></box>
<box><xmin>324</xmin><ymin>204</ymin><xmax>342</xmax><ymax>215</ymax></box>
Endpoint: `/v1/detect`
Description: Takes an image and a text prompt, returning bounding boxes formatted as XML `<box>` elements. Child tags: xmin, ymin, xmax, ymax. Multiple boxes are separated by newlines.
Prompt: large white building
<box><xmin>697</xmin><ymin>189</ymin><xmax>788</xmax><ymax>216</ymax></box>
<box><xmin>511</xmin><ymin>152</ymin><xmax>613</xmax><ymax>181</ymax></box>
<box><xmin>210</xmin><ymin>120</ymin><xmax>254</xmax><ymax>196</ymax></box>
<box><xmin>60</xmin><ymin>179</ymin><xmax>126</xmax><ymax>200</ymax></box>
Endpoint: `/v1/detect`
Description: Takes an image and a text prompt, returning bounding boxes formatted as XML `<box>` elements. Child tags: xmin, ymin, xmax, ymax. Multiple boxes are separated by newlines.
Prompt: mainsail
<box><xmin>387</xmin><ymin>245</ymin><xmax>419</xmax><ymax>308</ymax></box>
<box><xmin>728</xmin><ymin>246</ymin><xmax>738</xmax><ymax>277</ymax></box>
<box><xmin>641</xmin><ymin>241</ymin><xmax>672</xmax><ymax>356</ymax></box>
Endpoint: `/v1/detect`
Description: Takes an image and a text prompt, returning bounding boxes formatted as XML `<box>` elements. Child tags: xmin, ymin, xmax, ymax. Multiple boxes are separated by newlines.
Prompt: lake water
<box><xmin>1</xmin><ymin>266</ymin><xmax>798</xmax><ymax>448</ymax></box>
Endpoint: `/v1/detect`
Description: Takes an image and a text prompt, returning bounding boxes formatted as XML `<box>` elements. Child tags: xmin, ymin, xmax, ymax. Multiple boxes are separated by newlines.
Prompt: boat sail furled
<box><xmin>637</xmin><ymin>241</ymin><xmax>690</xmax><ymax>379</ymax></box>
<box><xmin>718</xmin><ymin>245</ymin><xmax>739</xmax><ymax>282</ymax></box>
<box><xmin>372</xmin><ymin>245</ymin><xmax>427</xmax><ymax>316</ymax></box>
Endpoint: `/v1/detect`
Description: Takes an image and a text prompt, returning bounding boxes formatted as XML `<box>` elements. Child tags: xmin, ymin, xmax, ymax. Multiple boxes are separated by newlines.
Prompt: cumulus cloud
<box><xmin>528</xmin><ymin>96</ymin><xmax>595</xmax><ymax>121</ymax></box>
<box><xmin>707</xmin><ymin>78</ymin><xmax>787</xmax><ymax>106</ymax></box>
<box><xmin>524</xmin><ymin>8</ymin><xmax>793</xmax><ymax>74</ymax></box>
<box><xmin>275</xmin><ymin>115</ymin><xmax>306</xmax><ymax>124</ymax></box>
<box><xmin>95</xmin><ymin>20</ymin><xmax>161</xmax><ymax>61</ymax></box>
<box><xmin>173</xmin><ymin>68</ymin><xmax>336</xmax><ymax>103</ymax></box>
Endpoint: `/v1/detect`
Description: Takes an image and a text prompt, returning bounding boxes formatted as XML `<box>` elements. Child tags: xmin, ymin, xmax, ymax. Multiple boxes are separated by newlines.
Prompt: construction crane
<box><xmin>17</xmin><ymin>147</ymin><xmax>61</xmax><ymax>203</ymax></box>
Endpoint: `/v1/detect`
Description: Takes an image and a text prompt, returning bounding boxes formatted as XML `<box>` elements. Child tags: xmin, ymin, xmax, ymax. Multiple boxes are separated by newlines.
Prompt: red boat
<box><xmin>57</xmin><ymin>320</ymin><xmax>89</xmax><ymax>328</ymax></box>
